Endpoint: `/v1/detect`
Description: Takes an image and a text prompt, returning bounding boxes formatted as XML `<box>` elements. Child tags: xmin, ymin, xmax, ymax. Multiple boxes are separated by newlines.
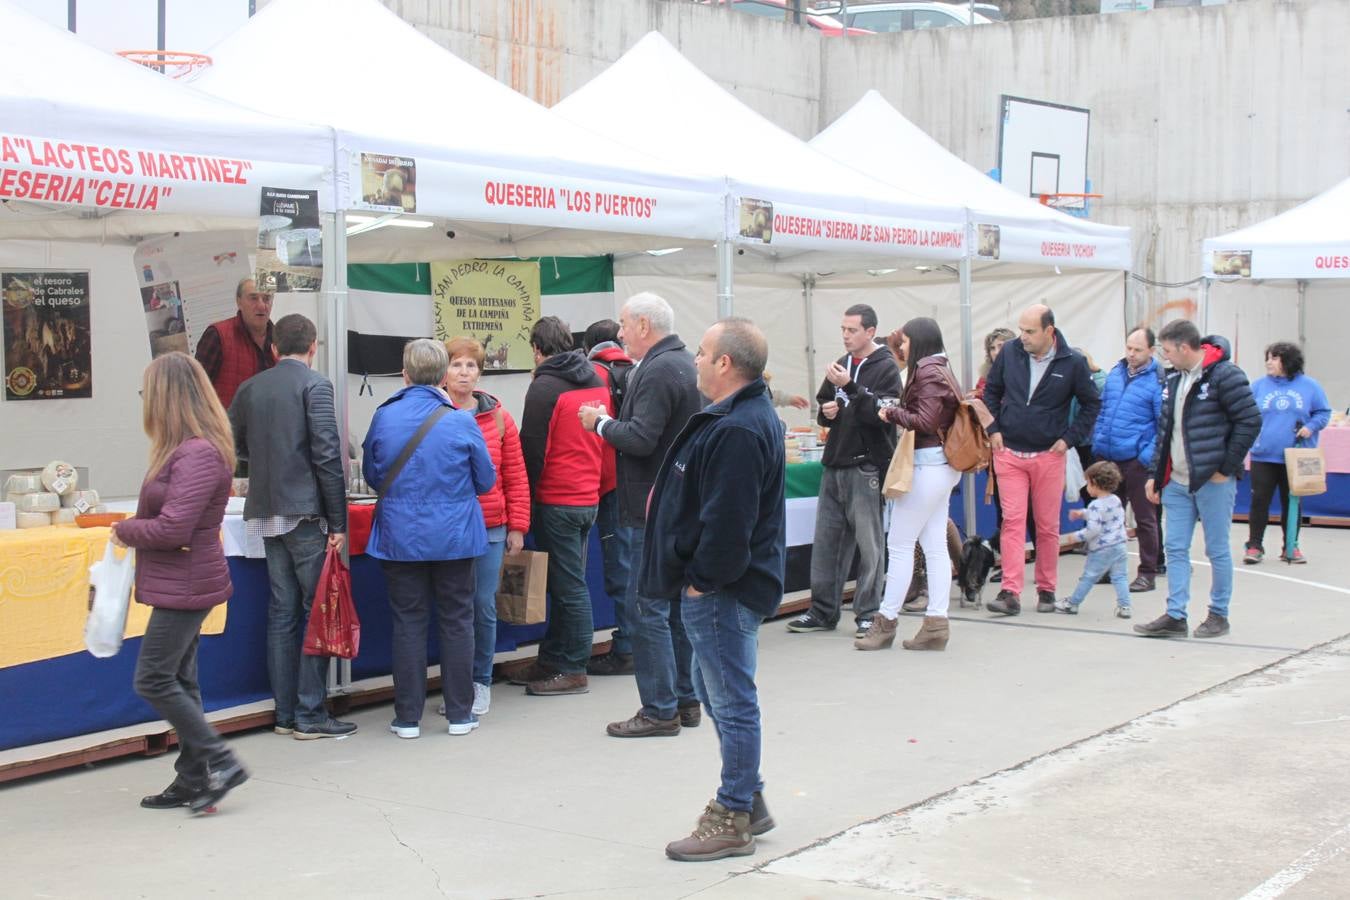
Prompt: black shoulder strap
<box><xmin>376</xmin><ymin>405</ymin><xmax>451</xmax><ymax>503</ymax></box>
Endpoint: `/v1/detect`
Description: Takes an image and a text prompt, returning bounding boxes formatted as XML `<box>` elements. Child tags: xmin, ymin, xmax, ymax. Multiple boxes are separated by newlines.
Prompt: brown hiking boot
<box><xmin>678</xmin><ymin>702</ymin><xmax>702</xmax><ymax>728</ymax></box>
<box><xmin>505</xmin><ymin>661</ymin><xmax>556</xmax><ymax>686</ymax></box>
<box><xmin>606</xmin><ymin>710</ymin><xmax>680</xmax><ymax>738</ymax></box>
<box><xmin>902</xmin><ymin>615</ymin><xmax>950</xmax><ymax>651</ymax></box>
<box><xmin>586</xmin><ymin>651</ymin><xmax>635</xmax><ymax>676</ymax></box>
<box><xmin>525</xmin><ymin>672</ymin><xmax>589</xmax><ymax>696</ymax></box>
<box><xmin>854</xmin><ymin>614</ymin><xmax>898</xmax><ymax>651</ymax></box>
<box><xmin>665</xmin><ymin>800</ymin><xmax>755</xmax><ymax>862</ymax></box>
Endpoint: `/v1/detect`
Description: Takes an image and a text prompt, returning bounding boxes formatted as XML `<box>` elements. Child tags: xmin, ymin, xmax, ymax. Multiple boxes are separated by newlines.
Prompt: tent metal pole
<box><xmin>802</xmin><ymin>274</ymin><xmax>816</xmax><ymax>409</ymax></box>
<box><xmin>959</xmin><ymin>253</ymin><xmax>976</xmax><ymax>539</ymax></box>
<box><xmin>716</xmin><ymin>240</ymin><xmax>734</xmax><ymax>318</ymax></box>
<box><xmin>1297</xmin><ymin>280</ymin><xmax>1307</xmax><ymax>349</ymax></box>
<box><xmin>331</xmin><ymin>207</ymin><xmax>352</xmax><ymax>691</ymax></box>
<box><xmin>1200</xmin><ymin>277</ymin><xmax>1210</xmax><ymax>333</ymax></box>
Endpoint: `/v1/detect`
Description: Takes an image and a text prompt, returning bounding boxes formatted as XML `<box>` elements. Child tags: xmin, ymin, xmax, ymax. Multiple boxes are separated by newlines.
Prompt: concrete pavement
<box><xmin>1</xmin><ymin>523</ymin><xmax>1347</xmax><ymax>898</ymax></box>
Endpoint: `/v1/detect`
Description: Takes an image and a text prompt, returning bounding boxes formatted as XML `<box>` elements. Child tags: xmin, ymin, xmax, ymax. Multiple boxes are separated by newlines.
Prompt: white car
<box><xmin>814</xmin><ymin>2</ymin><xmax>995</xmax><ymax>32</ymax></box>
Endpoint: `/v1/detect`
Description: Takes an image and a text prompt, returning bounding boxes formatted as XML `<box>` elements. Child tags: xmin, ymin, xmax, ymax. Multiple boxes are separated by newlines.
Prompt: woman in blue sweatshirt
<box><xmin>1246</xmin><ymin>342</ymin><xmax>1331</xmax><ymax>564</ymax></box>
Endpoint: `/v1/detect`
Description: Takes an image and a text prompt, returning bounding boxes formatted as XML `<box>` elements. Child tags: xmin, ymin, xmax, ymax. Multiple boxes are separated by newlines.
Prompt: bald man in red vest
<box><xmin>195</xmin><ymin>278</ymin><xmax>277</xmax><ymax>409</ymax></box>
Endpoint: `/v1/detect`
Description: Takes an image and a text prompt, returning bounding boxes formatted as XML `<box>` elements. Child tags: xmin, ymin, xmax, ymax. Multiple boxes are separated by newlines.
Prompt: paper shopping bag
<box><xmin>497</xmin><ymin>550</ymin><xmax>548</xmax><ymax>625</ymax></box>
<box><xmin>882</xmin><ymin>429</ymin><xmax>916</xmax><ymax>499</ymax></box>
<box><xmin>1285</xmin><ymin>446</ymin><xmax>1327</xmax><ymax>497</ymax></box>
<box><xmin>303</xmin><ymin>546</ymin><xmax>361</xmax><ymax>658</ymax></box>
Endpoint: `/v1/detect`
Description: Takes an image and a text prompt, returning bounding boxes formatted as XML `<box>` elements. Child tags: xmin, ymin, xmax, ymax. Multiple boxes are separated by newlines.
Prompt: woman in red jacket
<box><xmin>110</xmin><ymin>353</ymin><xmax>245</xmax><ymax>813</ymax></box>
<box><xmin>445</xmin><ymin>337</ymin><xmax>531</xmax><ymax>718</ymax></box>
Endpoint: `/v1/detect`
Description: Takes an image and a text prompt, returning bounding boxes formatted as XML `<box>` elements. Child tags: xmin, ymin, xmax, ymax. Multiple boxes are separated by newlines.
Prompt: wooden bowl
<box><xmin>75</xmin><ymin>512</ymin><xmax>128</xmax><ymax>528</ymax></box>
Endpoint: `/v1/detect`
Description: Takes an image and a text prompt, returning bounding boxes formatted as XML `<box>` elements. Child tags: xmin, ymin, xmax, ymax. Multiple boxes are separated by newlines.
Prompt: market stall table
<box><xmin>1</xmin><ymin>505</ymin><xmax>617</xmax><ymax>754</ymax></box>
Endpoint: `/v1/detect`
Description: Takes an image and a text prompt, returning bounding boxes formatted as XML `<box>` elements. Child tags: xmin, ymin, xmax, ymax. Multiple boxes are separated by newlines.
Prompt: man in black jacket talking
<box><xmin>787</xmin><ymin>304</ymin><xmax>901</xmax><ymax>638</ymax></box>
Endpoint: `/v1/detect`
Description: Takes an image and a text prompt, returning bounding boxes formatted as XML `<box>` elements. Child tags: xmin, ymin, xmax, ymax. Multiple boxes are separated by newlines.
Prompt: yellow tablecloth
<box><xmin>0</xmin><ymin>525</ymin><xmax>227</xmax><ymax>669</ymax></box>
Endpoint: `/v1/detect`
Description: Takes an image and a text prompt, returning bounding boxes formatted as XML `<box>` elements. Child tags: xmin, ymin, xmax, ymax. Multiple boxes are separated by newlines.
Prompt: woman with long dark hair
<box><xmin>110</xmin><ymin>353</ymin><xmax>245</xmax><ymax>813</ymax></box>
<box><xmin>857</xmin><ymin>318</ymin><xmax>961</xmax><ymax>651</ymax></box>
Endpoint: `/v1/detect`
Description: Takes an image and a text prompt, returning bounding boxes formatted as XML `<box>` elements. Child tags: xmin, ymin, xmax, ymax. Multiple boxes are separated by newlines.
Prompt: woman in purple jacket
<box><xmin>110</xmin><ymin>353</ymin><xmax>245</xmax><ymax>814</ymax></box>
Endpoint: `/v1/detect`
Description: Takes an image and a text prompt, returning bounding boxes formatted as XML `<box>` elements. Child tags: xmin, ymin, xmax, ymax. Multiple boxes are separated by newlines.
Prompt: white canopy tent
<box><xmin>0</xmin><ymin>1</ymin><xmax>335</xmax><ymax>496</ymax></box>
<box><xmin>0</xmin><ymin>1</ymin><xmax>332</xmax><ymax>239</ymax></box>
<box><xmin>192</xmin><ymin>0</ymin><xmax>725</xmax><ymax>261</ymax></box>
<box><xmin>553</xmin><ymin>32</ymin><xmax>970</xmax><ymax>315</ymax></box>
<box><xmin>1201</xmin><ymin>175</ymin><xmax>1350</xmax><ymax>403</ymax></box>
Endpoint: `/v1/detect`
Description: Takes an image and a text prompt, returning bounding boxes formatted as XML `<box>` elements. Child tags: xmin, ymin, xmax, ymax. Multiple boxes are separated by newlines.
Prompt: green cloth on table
<box><xmin>785</xmin><ymin>461</ymin><xmax>823</xmax><ymax>500</ymax></box>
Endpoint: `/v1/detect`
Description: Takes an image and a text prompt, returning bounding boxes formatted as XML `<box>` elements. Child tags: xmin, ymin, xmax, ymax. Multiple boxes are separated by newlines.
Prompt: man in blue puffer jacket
<box><xmin>1135</xmin><ymin>321</ymin><xmax>1259</xmax><ymax>642</ymax></box>
<box><xmin>1091</xmin><ymin>326</ymin><xmax>1164</xmax><ymax>593</ymax></box>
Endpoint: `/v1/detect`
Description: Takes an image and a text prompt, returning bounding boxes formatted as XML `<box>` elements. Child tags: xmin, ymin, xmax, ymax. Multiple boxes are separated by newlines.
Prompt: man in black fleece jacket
<box><xmin>786</xmin><ymin>304</ymin><xmax>902</xmax><ymax>637</ymax></box>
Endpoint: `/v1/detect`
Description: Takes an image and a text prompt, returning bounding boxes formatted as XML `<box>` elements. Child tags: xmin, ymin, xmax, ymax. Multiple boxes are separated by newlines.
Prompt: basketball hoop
<box><xmin>1039</xmin><ymin>192</ymin><xmax>1103</xmax><ymax>219</ymax></box>
<box><xmin>117</xmin><ymin>50</ymin><xmax>212</xmax><ymax>79</ymax></box>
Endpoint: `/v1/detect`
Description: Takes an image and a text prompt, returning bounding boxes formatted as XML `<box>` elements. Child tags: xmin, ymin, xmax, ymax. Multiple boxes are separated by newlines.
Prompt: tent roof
<box><xmin>0</xmin><ymin>0</ymin><xmax>332</xmax><ymax>239</ymax></box>
<box><xmin>192</xmin><ymin>0</ymin><xmax>724</xmax><ymax>258</ymax></box>
<box><xmin>811</xmin><ymin>91</ymin><xmax>1131</xmax><ymax>271</ymax></box>
<box><xmin>553</xmin><ymin>33</ymin><xmax>967</xmax><ymax>265</ymax></box>
<box><xmin>1202</xmin><ymin>176</ymin><xmax>1350</xmax><ymax>280</ymax></box>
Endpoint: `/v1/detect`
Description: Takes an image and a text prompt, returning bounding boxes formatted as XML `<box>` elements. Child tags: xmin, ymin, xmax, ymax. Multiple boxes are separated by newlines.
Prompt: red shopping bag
<box><xmin>302</xmin><ymin>546</ymin><xmax>361</xmax><ymax>659</ymax></box>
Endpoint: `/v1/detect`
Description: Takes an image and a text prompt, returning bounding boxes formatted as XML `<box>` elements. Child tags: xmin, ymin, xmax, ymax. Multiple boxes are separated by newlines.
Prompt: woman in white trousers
<box><xmin>857</xmin><ymin>317</ymin><xmax>961</xmax><ymax>651</ymax></box>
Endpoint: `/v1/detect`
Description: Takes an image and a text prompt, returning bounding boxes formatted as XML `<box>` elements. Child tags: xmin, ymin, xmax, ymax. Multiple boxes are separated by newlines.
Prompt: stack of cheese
<box><xmin>3</xmin><ymin>462</ymin><xmax>98</xmax><ymax>528</ymax></box>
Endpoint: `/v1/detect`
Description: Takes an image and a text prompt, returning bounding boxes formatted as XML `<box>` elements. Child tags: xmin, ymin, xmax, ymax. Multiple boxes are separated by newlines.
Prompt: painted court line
<box><xmin>1126</xmin><ymin>550</ymin><xmax>1350</xmax><ymax>596</ymax></box>
<box><xmin>1239</xmin><ymin>820</ymin><xmax>1350</xmax><ymax>899</ymax></box>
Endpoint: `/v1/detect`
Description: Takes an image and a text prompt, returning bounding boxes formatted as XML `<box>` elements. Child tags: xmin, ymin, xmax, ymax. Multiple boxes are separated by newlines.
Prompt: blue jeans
<box><xmin>472</xmin><ymin>526</ymin><xmax>507</xmax><ymax>686</ymax></box>
<box><xmin>533</xmin><ymin>503</ymin><xmax>597</xmax><ymax>674</ymax></box>
<box><xmin>263</xmin><ymin>520</ymin><xmax>330</xmax><ymax>727</ymax></box>
<box><xmin>1162</xmin><ymin>478</ymin><xmax>1237</xmax><ymax>620</ymax></box>
<box><xmin>629</xmin><ymin>526</ymin><xmax>696</xmax><ymax>720</ymax></box>
<box><xmin>596</xmin><ymin>491</ymin><xmax>634</xmax><ymax>655</ymax></box>
<box><xmin>1068</xmin><ymin>542</ymin><xmax>1130</xmax><ymax>607</ymax></box>
<box><xmin>680</xmin><ymin>589</ymin><xmax>765</xmax><ymax>814</ymax></box>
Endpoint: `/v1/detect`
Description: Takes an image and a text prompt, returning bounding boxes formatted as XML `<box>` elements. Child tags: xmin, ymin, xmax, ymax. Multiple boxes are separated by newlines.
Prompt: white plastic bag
<box><xmin>1064</xmin><ymin>450</ymin><xmax>1086</xmax><ymax>503</ymax></box>
<box><xmin>85</xmin><ymin>544</ymin><xmax>135</xmax><ymax>657</ymax></box>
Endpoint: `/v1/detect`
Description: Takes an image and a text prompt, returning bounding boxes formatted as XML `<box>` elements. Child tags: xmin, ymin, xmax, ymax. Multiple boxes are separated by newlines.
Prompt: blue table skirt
<box><xmin>1</xmin><ymin>530</ymin><xmax>616</xmax><ymax>752</ymax></box>
<box><xmin>1235</xmin><ymin>472</ymin><xmax>1350</xmax><ymax>520</ymax></box>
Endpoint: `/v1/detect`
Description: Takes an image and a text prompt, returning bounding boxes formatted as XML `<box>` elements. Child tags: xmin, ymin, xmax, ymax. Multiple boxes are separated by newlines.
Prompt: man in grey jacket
<box><xmin>229</xmin><ymin>313</ymin><xmax>355</xmax><ymax>740</ymax></box>
<box><xmin>580</xmin><ymin>292</ymin><xmax>704</xmax><ymax>739</ymax></box>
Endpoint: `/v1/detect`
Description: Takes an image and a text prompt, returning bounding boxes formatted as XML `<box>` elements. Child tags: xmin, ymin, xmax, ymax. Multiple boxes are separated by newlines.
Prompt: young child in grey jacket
<box><xmin>1056</xmin><ymin>461</ymin><xmax>1132</xmax><ymax>618</ymax></box>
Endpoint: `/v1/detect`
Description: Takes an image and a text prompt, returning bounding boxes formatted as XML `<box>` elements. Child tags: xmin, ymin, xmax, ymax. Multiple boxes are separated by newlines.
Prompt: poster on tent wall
<box><xmin>359</xmin><ymin>153</ymin><xmax>417</xmax><ymax>213</ymax></box>
<box><xmin>1212</xmin><ymin>250</ymin><xmax>1252</xmax><ymax>278</ymax></box>
<box><xmin>256</xmin><ymin>187</ymin><xmax>323</xmax><ymax>293</ymax></box>
<box><xmin>134</xmin><ymin>233</ymin><xmax>253</xmax><ymax>357</ymax></box>
<box><xmin>430</xmin><ymin>260</ymin><xmax>540</xmax><ymax>372</ymax></box>
<box><xmin>2</xmin><ymin>271</ymin><xmax>91</xmax><ymax>401</ymax></box>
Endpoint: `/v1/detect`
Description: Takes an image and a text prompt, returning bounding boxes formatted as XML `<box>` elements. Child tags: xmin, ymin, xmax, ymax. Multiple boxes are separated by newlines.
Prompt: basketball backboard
<box><xmin>996</xmin><ymin>96</ymin><xmax>1091</xmax><ymax>211</ymax></box>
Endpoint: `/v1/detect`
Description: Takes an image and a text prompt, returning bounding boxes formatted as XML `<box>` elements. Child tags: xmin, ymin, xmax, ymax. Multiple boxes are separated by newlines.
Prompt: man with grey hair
<box><xmin>580</xmin><ymin>292</ymin><xmax>703</xmax><ymax>738</ymax></box>
<box><xmin>641</xmin><ymin>317</ymin><xmax>786</xmax><ymax>861</ymax></box>
<box><xmin>196</xmin><ymin>277</ymin><xmax>277</xmax><ymax>409</ymax></box>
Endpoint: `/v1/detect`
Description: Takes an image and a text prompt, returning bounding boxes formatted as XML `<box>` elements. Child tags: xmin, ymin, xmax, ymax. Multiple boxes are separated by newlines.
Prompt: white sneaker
<box><xmin>448</xmin><ymin>718</ymin><xmax>480</xmax><ymax>736</ymax></box>
<box><xmin>472</xmin><ymin>683</ymin><xmax>491</xmax><ymax>716</ymax></box>
<box><xmin>389</xmin><ymin>722</ymin><xmax>420</xmax><ymax>740</ymax></box>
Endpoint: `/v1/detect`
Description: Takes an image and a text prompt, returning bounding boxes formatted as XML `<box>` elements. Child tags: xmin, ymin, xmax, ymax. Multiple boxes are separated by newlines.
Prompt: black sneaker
<box><xmin>987</xmin><ymin>590</ymin><xmax>1021</xmax><ymax>616</ymax></box>
<box><xmin>854</xmin><ymin>618</ymin><xmax>873</xmax><ymax>638</ymax></box>
<box><xmin>679</xmin><ymin>702</ymin><xmax>702</xmax><ymax>728</ymax></box>
<box><xmin>786</xmin><ymin>611</ymin><xmax>835</xmax><ymax>633</ymax></box>
<box><xmin>1133</xmin><ymin>613</ymin><xmax>1188</xmax><ymax>638</ymax></box>
<box><xmin>293</xmin><ymin>718</ymin><xmax>358</xmax><ymax>740</ymax></box>
<box><xmin>1036</xmin><ymin>591</ymin><xmax>1056</xmax><ymax>613</ymax></box>
<box><xmin>750</xmin><ymin>790</ymin><xmax>775</xmax><ymax>836</ymax></box>
<box><xmin>1193</xmin><ymin>612</ymin><xmax>1230</xmax><ymax>639</ymax></box>
<box><xmin>586</xmin><ymin>651</ymin><xmax>635</xmax><ymax>676</ymax></box>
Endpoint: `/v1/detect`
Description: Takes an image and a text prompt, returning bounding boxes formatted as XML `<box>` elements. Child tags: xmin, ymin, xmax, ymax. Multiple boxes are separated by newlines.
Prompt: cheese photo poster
<box><xmin>2</xmin><ymin>270</ymin><xmax>92</xmax><ymax>401</ymax></box>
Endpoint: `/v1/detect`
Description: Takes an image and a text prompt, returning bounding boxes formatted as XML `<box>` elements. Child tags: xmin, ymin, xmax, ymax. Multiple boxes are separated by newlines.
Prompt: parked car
<box><xmin>698</xmin><ymin>0</ymin><xmax>875</xmax><ymax>37</ymax></box>
<box><xmin>812</xmin><ymin>2</ymin><xmax>995</xmax><ymax>32</ymax></box>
